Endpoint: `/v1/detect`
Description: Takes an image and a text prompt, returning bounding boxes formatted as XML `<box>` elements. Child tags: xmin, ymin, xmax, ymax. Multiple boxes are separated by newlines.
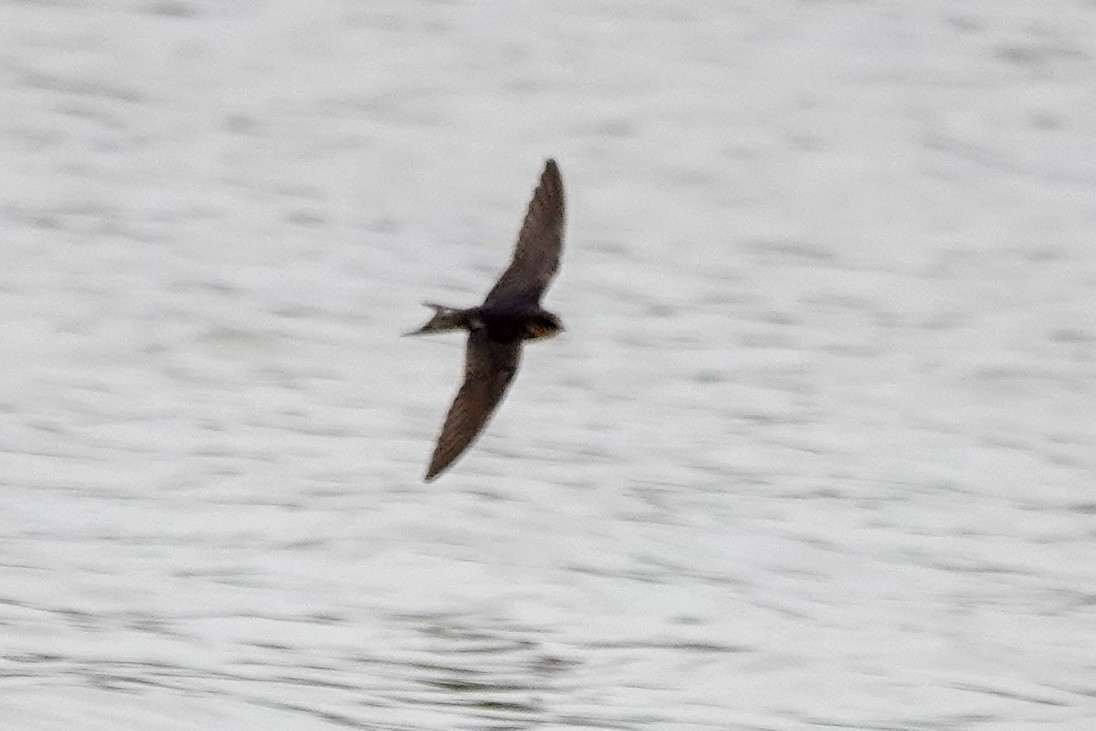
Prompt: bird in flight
<box><xmin>407</xmin><ymin>159</ymin><xmax>566</xmax><ymax>481</ymax></box>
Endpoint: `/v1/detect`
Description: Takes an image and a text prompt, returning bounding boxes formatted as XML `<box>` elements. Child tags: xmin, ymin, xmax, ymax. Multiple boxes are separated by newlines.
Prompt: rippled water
<box><xmin>3</xmin><ymin>1</ymin><xmax>1095</xmax><ymax>729</ymax></box>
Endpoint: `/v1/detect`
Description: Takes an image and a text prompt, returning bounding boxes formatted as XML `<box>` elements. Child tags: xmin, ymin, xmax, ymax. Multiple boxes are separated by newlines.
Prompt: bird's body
<box><xmin>407</xmin><ymin>159</ymin><xmax>566</xmax><ymax>481</ymax></box>
<box><xmin>413</xmin><ymin>303</ymin><xmax>562</xmax><ymax>343</ymax></box>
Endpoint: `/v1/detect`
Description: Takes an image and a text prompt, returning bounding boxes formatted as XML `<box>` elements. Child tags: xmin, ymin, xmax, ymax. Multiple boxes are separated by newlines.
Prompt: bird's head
<box><xmin>524</xmin><ymin>311</ymin><xmax>564</xmax><ymax>340</ymax></box>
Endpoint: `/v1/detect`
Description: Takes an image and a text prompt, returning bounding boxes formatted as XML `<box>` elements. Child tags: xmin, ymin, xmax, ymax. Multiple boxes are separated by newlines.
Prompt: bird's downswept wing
<box><xmin>483</xmin><ymin>159</ymin><xmax>565</xmax><ymax>308</ymax></box>
<box><xmin>425</xmin><ymin>331</ymin><xmax>522</xmax><ymax>481</ymax></box>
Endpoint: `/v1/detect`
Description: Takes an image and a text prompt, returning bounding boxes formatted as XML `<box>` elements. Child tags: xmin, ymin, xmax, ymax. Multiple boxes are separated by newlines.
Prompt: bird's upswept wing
<box><xmin>425</xmin><ymin>331</ymin><xmax>522</xmax><ymax>481</ymax></box>
<box><xmin>483</xmin><ymin>159</ymin><xmax>565</xmax><ymax>308</ymax></box>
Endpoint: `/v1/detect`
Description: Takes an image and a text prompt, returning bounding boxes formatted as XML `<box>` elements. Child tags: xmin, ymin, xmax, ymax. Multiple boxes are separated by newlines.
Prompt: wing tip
<box><xmin>424</xmin><ymin>452</ymin><xmax>447</xmax><ymax>482</ymax></box>
<box><xmin>543</xmin><ymin>158</ymin><xmax>561</xmax><ymax>181</ymax></box>
<box><xmin>539</xmin><ymin>158</ymin><xmax>564</xmax><ymax>206</ymax></box>
<box><xmin>424</xmin><ymin>461</ymin><xmax>445</xmax><ymax>482</ymax></box>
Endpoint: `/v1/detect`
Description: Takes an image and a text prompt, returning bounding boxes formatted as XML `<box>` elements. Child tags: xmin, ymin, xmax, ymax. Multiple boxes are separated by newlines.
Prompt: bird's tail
<box><xmin>404</xmin><ymin>303</ymin><xmax>469</xmax><ymax>336</ymax></box>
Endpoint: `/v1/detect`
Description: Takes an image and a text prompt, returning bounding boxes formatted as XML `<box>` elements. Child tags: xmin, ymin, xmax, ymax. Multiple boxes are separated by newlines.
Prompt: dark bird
<box><xmin>407</xmin><ymin>159</ymin><xmax>566</xmax><ymax>481</ymax></box>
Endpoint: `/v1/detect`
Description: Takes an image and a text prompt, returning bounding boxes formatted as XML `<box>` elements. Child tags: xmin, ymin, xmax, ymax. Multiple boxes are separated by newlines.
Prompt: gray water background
<box><xmin>2</xmin><ymin>1</ymin><xmax>1095</xmax><ymax>729</ymax></box>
